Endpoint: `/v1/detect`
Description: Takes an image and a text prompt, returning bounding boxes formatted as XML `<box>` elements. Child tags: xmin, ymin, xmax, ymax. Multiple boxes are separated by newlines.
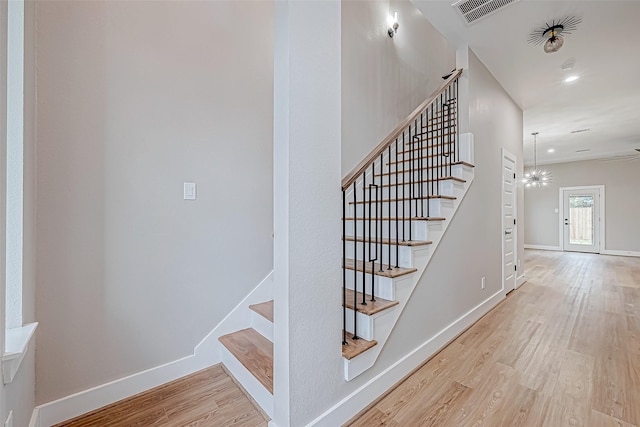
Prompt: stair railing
<box><xmin>342</xmin><ymin>69</ymin><xmax>461</xmax><ymax>346</ymax></box>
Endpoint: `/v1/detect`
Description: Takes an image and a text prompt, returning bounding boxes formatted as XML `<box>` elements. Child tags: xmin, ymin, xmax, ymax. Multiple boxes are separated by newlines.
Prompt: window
<box><xmin>5</xmin><ymin>0</ymin><xmax>24</xmax><ymax>330</ymax></box>
<box><xmin>2</xmin><ymin>0</ymin><xmax>36</xmax><ymax>385</ymax></box>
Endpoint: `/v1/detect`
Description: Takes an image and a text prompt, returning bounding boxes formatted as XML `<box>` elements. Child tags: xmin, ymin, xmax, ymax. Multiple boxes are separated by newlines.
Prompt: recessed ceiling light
<box><xmin>547</xmin><ymin>148</ymin><xmax>555</xmax><ymax>153</ymax></box>
<box><xmin>564</xmin><ymin>75</ymin><xmax>580</xmax><ymax>83</ymax></box>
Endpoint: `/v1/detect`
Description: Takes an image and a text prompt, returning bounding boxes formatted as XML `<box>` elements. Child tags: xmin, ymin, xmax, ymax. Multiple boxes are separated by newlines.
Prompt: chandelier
<box><xmin>523</xmin><ymin>132</ymin><xmax>551</xmax><ymax>188</ymax></box>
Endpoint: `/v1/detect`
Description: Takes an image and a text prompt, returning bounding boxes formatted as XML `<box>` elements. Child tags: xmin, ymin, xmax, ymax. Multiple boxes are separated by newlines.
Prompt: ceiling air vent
<box><xmin>452</xmin><ymin>0</ymin><xmax>521</xmax><ymax>25</ymax></box>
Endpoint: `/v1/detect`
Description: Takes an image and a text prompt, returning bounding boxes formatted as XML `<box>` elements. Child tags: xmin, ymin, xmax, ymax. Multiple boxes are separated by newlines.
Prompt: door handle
<box><xmin>505</xmin><ymin>230</ymin><xmax>512</xmax><ymax>235</ymax></box>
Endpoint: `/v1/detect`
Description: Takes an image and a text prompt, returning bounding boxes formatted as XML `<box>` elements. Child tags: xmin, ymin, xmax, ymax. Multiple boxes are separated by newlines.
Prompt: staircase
<box><xmin>340</xmin><ymin>69</ymin><xmax>475</xmax><ymax>380</ymax></box>
<box><xmin>215</xmin><ymin>69</ymin><xmax>471</xmax><ymax>418</ymax></box>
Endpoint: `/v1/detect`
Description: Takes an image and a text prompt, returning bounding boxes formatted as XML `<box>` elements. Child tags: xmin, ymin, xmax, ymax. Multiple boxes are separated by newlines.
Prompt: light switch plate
<box><xmin>184</xmin><ymin>182</ymin><xmax>196</xmax><ymax>200</ymax></box>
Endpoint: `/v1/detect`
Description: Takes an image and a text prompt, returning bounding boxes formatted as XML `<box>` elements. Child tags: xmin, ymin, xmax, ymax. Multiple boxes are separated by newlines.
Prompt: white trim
<box><xmin>559</xmin><ymin>185</ymin><xmax>605</xmax><ymax>254</ymax></box>
<box><xmin>524</xmin><ymin>244</ymin><xmax>561</xmax><ymax>251</ymax></box>
<box><xmin>501</xmin><ymin>148</ymin><xmax>517</xmax><ymax>294</ymax></box>
<box><xmin>517</xmin><ymin>274</ymin><xmax>527</xmax><ymax>288</ymax></box>
<box><xmin>305</xmin><ymin>288</ymin><xmax>505</xmax><ymax>427</ymax></box>
<box><xmin>601</xmin><ymin>250</ymin><xmax>640</xmax><ymax>258</ymax></box>
<box><xmin>28</xmin><ymin>408</ymin><xmax>40</xmax><ymax>427</ymax></box>
<box><xmin>2</xmin><ymin>322</ymin><xmax>37</xmax><ymax>384</ymax></box>
<box><xmin>37</xmin><ymin>271</ymin><xmax>273</xmax><ymax>427</ymax></box>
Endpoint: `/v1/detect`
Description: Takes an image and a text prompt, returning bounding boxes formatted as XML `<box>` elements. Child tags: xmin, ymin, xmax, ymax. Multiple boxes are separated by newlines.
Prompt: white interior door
<box><xmin>502</xmin><ymin>150</ymin><xmax>517</xmax><ymax>292</ymax></box>
<box><xmin>562</xmin><ymin>187</ymin><xmax>601</xmax><ymax>253</ymax></box>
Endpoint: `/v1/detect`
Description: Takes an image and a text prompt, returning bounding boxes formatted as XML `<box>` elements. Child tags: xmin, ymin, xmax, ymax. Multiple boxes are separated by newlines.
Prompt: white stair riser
<box><xmin>344</xmin><ymin>273</ymin><xmax>396</xmax><ymax>301</ymax></box>
<box><xmin>346</xmin><ymin>219</ymin><xmax>429</xmax><ymax>242</ymax></box>
<box><xmin>349</xmin><ymin>198</ymin><xmax>449</xmax><ymax>218</ymax></box>
<box><xmin>345</xmin><ymin>241</ymin><xmax>414</xmax><ymax>268</ymax></box>
<box><xmin>344</xmin><ymin>304</ymin><xmax>397</xmax><ymax>341</ymax></box>
<box><xmin>376</xmin><ymin>182</ymin><xmax>455</xmax><ymax>199</ymax></box>
<box><xmin>221</xmin><ymin>346</ymin><xmax>273</xmax><ymax>418</ymax></box>
<box><xmin>250</xmin><ymin>311</ymin><xmax>273</xmax><ymax>342</ymax></box>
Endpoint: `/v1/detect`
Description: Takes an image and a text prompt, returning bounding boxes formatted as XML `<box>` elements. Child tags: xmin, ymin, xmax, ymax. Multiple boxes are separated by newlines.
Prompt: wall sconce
<box><xmin>388</xmin><ymin>12</ymin><xmax>399</xmax><ymax>38</ymax></box>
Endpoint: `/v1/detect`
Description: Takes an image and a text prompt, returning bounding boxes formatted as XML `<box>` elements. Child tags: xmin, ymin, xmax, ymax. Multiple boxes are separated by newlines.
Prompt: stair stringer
<box><xmin>344</xmin><ymin>133</ymin><xmax>474</xmax><ymax>381</ymax></box>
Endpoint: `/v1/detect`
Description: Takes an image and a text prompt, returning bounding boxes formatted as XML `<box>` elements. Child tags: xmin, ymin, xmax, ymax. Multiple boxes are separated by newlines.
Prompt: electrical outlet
<box><xmin>481</xmin><ymin>276</ymin><xmax>485</xmax><ymax>290</ymax></box>
<box><xmin>5</xmin><ymin>410</ymin><xmax>13</xmax><ymax>427</ymax></box>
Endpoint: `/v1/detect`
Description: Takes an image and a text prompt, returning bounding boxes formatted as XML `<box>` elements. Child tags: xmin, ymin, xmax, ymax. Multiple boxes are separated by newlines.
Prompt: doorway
<box><xmin>559</xmin><ymin>186</ymin><xmax>604</xmax><ymax>253</ymax></box>
<box><xmin>502</xmin><ymin>149</ymin><xmax>517</xmax><ymax>293</ymax></box>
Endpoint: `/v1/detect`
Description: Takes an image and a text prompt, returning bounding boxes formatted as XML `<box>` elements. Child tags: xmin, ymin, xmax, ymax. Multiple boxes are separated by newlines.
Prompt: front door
<box><xmin>562</xmin><ymin>187</ymin><xmax>601</xmax><ymax>253</ymax></box>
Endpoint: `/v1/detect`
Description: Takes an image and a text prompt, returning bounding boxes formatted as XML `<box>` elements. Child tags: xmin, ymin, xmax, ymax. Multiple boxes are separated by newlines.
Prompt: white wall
<box><xmin>341</xmin><ymin>0</ymin><xmax>455</xmax><ymax>176</ymax></box>
<box><xmin>524</xmin><ymin>157</ymin><xmax>640</xmax><ymax>251</ymax></box>
<box><xmin>1</xmin><ymin>1</ymin><xmax>37</xmax><ymax>426</ymax></box>
<box><xmin>35</xmin><ymin>0</ymin><xmax>274</xmax><ymax>404</ymax></box>
<box><xmin>273</xmin><ymin>2</ymin><xmax>342</xmax><ymax>425</ymax></box>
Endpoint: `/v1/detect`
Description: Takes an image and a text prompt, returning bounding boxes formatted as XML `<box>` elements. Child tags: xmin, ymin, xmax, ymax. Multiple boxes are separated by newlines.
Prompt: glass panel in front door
<box><xmin>568</xmin><ymin>195</ymin><xmax>594</xmax><ymax>245</ymax></box>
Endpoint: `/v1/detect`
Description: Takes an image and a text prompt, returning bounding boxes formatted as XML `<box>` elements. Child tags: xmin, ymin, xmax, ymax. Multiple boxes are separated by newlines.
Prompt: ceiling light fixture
<box><xmin>522</xmin><ymin>132</ymin><xmax>552</xmax><ymax>189</ymax></box>
<box><xmin>547</xmin><ymin>148</ymin><xmax>555</xmax><ymax>153</ymax></box>
<box><xmin>564</xmin><ymin>75</ymin><xmax>580</xmax><ymax>83</ymax></box>
<box><xmin>388</xmin><ymin>12</ymin><xmax>399</xmax><ymax>38</ymax></box>
<box><xmin>528</xmin><ymin>16</ymin><xmax>582</xmax><ymax>54</ymax></box>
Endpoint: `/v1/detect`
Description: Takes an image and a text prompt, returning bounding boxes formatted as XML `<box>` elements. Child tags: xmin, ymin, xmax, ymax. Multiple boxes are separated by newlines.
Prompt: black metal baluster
<box><xmin>401</xmin><ymin>132</ymin><xmax>405</xmax><ymax>242</ymax></box>
<box><xmin>379</xmin><ymin>153</ymin><xmax>383</xmax><ymax>274</ymax></box>
<box><xmin>387</xmin><ymin>146</ymin><xmax>392</xmax><ymax>270</ymax></box>
<box><xmin>408</xmin><ymin>125</ymin><xmax>413</xmax><ymax>242</ymax></box>
<box><xmin>352</xmin><ymin>181</ymin><xmax>359</xmax><ymax>340</ymax></box>
<box><xmin>362</xmin><ymin>171</ymin><xmax>368</xmax><ymax>307</ymax></box>
<box><xmin>456</xmin><ymin>78</ymin><xmax>459</xmax><ymax>163</ymax></box>
<box><xmin>342</xmin><ymin>190</ymin><xmax>347</xmax><ymax>345</ymax></box>
<box><xmin>394</xmin><ymin>139</ymin><xmax>399</xmax><ymax>268</ymax></box>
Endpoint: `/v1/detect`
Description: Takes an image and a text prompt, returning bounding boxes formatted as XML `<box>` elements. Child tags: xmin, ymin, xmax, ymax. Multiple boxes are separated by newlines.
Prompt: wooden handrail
<box><xmin>341</xmin><ymin>69</ymin><xmax>463</xmax><ymax>190</ymax></box>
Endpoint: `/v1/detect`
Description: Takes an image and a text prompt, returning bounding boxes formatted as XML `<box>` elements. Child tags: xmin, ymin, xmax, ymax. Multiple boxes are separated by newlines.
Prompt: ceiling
<box><xmin>413</xmin><ymin>0</ymin><xmax>640</xmax><ymax>166</ymax></box>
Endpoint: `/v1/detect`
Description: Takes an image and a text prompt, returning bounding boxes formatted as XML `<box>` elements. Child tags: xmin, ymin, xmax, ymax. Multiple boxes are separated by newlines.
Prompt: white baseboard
<box><xmin>524</xmin><ymin>244</ymin><xmax>561</xmax><ymax>251</ymax></box>
<box><xmin>601</xmin><ymin>249</ymin><xmax>640</xmax><ymax>258</ymax></box>
<box><xmin>305</xmin><ymin>288</ymin><xmax>505</xmax><ymax>427</ymax></box>
<box><xmin>28</xmin><ymin>408</ymin><xmax>40</xmax><ymax>427</ymax></box>
<box><xmin>516</xmin><ymin>274</ymin><xmax>527</xmax><ymax>288</ymax></box>
<box><xmin>37</xmin><ymin>271</ymin><xmax>274</xmax><ymax>427</ymax></box>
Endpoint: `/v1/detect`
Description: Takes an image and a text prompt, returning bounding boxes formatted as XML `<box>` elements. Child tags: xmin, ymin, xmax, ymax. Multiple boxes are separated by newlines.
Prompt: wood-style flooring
<box><xmin>348</xmin><ymin>249</ymin><xmax>640</xmax><ymax>426</ymax></box>
<box><xmin>53</xmin><ymin>364</ymin><xmax>268</xmax><ymax>427</ymax></box>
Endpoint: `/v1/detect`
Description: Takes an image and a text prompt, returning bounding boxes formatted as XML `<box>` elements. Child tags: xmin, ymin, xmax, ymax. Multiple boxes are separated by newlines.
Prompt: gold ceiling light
<box><xmin>528</xmin><ymin>16</ymin><xmax>582</xmax><ymax>54</ymax></box>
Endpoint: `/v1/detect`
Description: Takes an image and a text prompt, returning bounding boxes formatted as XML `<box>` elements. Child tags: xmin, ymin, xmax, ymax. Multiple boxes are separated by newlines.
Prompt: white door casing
<box><xmin>502</xmin><ymin>149</ymin><xmax>517</xmax><ymax>293</ymax></box>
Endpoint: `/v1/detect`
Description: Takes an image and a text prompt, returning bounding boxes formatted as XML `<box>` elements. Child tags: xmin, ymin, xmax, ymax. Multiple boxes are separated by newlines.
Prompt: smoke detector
<box><xmin>452</xmin><ymin>0</ymin><xmax>521</xmax><ymax>25</ymax></box>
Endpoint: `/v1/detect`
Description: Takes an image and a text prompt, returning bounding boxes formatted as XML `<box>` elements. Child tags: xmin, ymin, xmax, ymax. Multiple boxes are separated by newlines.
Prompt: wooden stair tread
<box><xmin>249</xmin><ymin>300</ymin><xmax>273</xmax><ymax>323</ymax></box>
<box><xmin>218</xmin><ymin>328</ymin><xmax>273</xmax><ymax>394</ymax></box>
<box><xmin>343</xmin><ymin>216</ymin><xmax>446</xmax><ymax>222</ymax></box>
<box><xmin>349</xmin><ymin>195</ymin><xmax>456</xmax><ymax>204</ymax></box>
<box><xmin>344</xmin><ymin>258</ymin><xmax>416</xmax><ymax>278</ymax></box>
<box><xmin>344</xmin><ymin>289</ymin><xmax>399</xmax><ymax>316</ymax></box>
<box><xmin>344</xmin><ymin>236</ymin><xmax>432</xmax><ymax>247</ymax></box>
<box><xmin>342</xmin><ymin>331</ymin><xmax>377</xmax><ymax>360</ymax></box>
<box><xmin>376</xmin><ymin>161</ymin><xmax>475</xmax><ymax>177</ymax></box>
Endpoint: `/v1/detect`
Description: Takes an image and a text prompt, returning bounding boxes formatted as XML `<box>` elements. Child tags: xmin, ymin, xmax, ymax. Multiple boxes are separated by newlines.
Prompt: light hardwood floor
<box><xmin>348</xmin><ymin>249</ymin><xmax>640</xmax><ymax>426</ymax></box>
<box><xmin>53</xmin><ymin>364</ymin><xmax>268</xmax><ymax>427</ymax></box>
